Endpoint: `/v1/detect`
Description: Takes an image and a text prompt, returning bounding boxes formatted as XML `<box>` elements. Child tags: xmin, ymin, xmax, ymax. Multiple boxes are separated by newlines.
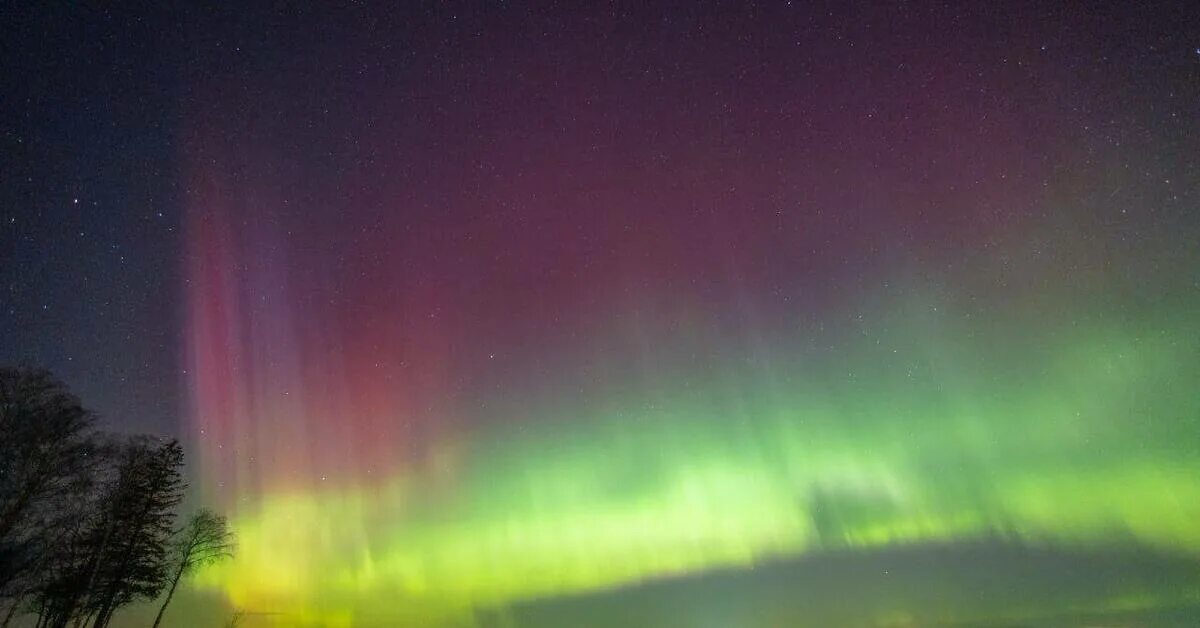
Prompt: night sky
<box><xmin>3</xmin><ymin>3</ymin><xmax>1200</xmax><ymax>627</ymax></box>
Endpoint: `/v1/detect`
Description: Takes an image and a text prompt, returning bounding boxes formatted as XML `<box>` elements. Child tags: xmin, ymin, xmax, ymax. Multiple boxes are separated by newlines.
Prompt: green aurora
<box><xmin>192</xmin><ymin>263</ymin><xmax>1200</xmax><ymax>625</ymax></box>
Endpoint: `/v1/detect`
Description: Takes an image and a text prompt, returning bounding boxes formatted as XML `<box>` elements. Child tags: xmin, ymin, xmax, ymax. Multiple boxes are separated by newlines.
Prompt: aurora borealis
<box><xmin>173</xmin><ymin>4</ymin><xmax>1200</xmax><ymax>625</ymax></box>
<box><xmin>183</xmin><ymin>219</ymin><xmax>1200</xmax><ymax>626</ymax></box>
<box><xmin>5</xmin><ymin>2</ymin><xmax>1199</xmax><ymax>626</ymax></box>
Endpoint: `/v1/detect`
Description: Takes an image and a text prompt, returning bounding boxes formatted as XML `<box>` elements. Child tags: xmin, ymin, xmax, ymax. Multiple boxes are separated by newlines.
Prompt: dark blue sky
<box><xmin>2</xmin><ymin>4</ymin><xmax>186</xmax><ymax>436</ymax></box>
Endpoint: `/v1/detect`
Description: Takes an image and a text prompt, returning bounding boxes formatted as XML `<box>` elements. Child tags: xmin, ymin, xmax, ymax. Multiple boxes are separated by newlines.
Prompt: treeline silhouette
<box><xmin>1</xmin><ymin>367</ymin><xmax>234</xmax><ymax>628</ymax></box>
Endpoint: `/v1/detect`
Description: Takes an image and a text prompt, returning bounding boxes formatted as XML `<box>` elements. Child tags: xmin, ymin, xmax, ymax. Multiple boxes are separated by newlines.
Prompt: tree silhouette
<box><xmin>0</xmin><ymin>367</ymin><xmax>225</xmax><ymax>628</ymax></box>
<box><xmin>151</xmin><ymin>509</ymin><xmax>235</xmax><ymax>628</ymax></box>
<box><xmin>0</xmin><ymin>368</ymin><xmax>101</xmax><ymax>625</ymax></box>
<box><xmin>86</xmin><ymin>438</ymin><xmax>185</xmax><ymax>628</ymax></box>
<box><xmin>27</xmin><ymin>505</ymin><xmax>107</xmax><ymax>628</ymax></box>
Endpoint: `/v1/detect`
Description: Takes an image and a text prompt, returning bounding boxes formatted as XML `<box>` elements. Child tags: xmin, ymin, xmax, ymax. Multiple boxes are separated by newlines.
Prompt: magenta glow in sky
<box><xmin>177</xmin><ymin>4</ymin><xmax>1200</xmax><ymax>626</ymax></box>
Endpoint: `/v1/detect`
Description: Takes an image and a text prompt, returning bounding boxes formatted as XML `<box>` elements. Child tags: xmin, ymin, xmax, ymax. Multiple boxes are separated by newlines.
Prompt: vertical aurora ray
<box><xmin>184</xmin><ymin>205</ymin><xmax>1200</xmax><ymax>623</ymax></box>
<box><xmin>179</xmin><ymin>5</ymin><xmax>1200</xmax><ymax>625</ymax></box>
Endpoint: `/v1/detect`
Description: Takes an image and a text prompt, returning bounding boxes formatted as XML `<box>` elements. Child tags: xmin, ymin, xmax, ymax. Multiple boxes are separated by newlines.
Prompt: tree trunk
<box><xmin>1</xmin><ymin>597</ymin><xmax>22</xmax><ymax>628</ymax></box>
<box><xmin>91</xmin><ymin>525</ymin><xmax>141</xmax><ymax>628</ymax></box>
<box><xmin>90</xmin><ymin>605</ymin><xmax>112</xmax><ymax>628</ymax></box>
<box><xmin>150</xmin><ymin>561</ymin><xmax>186</xmax><ymax>628</ymax></box>
<box><xmin>90</xmin><ymin>590</ymin><xmax>117</xmax><ymax>628</ymax></box>
<box><xmin>76</xmin><ymin>517</ymin><xmax>114</xmax><ymax>628</ymax></box>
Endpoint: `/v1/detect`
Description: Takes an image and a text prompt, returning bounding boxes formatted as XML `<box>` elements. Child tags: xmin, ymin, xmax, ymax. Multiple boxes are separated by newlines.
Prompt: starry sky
<box><xmin>3</xmin><ymin>2</ymin><xmax>1200</xmax><ymax>627</ymax></box>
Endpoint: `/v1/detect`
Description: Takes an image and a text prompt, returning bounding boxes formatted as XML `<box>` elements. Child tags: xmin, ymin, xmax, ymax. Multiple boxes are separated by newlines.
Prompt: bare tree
<box><xmin>0</xmin><ymin>368</ymin><xmax>100</xmax><ymax>625</ymax></box>
<box><xmin>87</xmin><ymin>439</ymin><xmax>185</xmax><ymax>628</ymax></box>
<box><xmin>151</xmin><ymin>509</ymin><xmax>235</xmax><ymax>628</ymax></box>
<box><xmin>0</xmin><ymin>369</ymin><xmax>194</xmax><ymax>628</ymax></box>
